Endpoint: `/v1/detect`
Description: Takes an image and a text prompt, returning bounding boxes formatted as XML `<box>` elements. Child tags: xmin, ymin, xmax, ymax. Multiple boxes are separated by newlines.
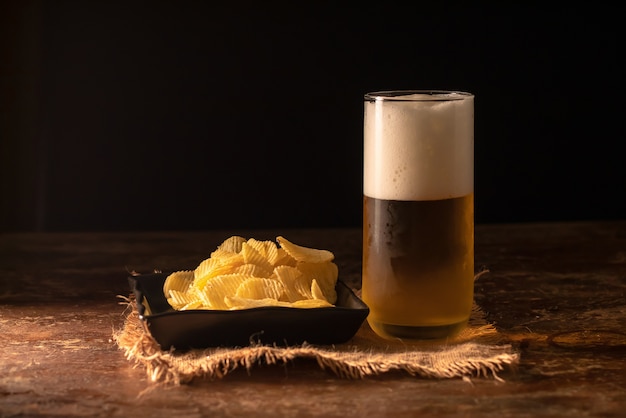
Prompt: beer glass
<box><xmin>362</xmin><ymin>90</ymin><xmax>474</xmax><ymax>340</ymax></box>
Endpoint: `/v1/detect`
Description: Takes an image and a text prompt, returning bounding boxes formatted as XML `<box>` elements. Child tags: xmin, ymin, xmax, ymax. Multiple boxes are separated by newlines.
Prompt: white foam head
<box><xmin>364</xmin><ymin>91</ymin><xmax>474</xmax><ymax>201</ymax></box>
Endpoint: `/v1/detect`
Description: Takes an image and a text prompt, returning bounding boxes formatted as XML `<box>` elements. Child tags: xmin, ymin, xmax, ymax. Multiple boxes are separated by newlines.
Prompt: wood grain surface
<box><xmin>1</xmin><ymin>222</ymin><xmax>625</xmax><ymax>417</ymax></box>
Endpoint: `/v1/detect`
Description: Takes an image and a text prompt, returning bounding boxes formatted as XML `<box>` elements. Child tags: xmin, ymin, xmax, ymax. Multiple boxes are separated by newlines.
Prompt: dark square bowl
<box><xmin>129</xmin><ymin>273</ymin><xmax>369</xmax><ymax>350</ymax></box>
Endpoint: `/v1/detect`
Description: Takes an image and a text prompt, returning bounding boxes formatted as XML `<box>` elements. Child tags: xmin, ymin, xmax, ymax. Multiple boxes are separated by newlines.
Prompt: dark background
<box><xmin>1</xmin><ymin>1</ymin><xmax>624</xmax><ymax>232</ymax></box>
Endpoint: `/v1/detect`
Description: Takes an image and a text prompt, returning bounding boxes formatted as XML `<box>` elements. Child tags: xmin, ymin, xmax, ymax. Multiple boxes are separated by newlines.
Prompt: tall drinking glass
<box><xmin>362</xmin><ymin>90</ymin><xmax>474</xmax><ymax>340</ymax></box>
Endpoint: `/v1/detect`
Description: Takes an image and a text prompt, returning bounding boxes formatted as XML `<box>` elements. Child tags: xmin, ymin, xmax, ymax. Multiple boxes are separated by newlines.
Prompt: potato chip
<box><xmin>245</xmin><ymin>238</ymin><xmax>276</xmax><ymax>258</ymax></box>
<box><xmin>276</xmin><ymin>236</ymin><xmax>334</xmax><ymax>263</ymax></box>
<box><xmin>310</xmin><ymin>279</ymin><xmax>326</xmax><ymax>301</ymax></box>
<box><xmin>296</xmin><ymin>261</ymin><xmax>338</xmax><ymax>303</ymax></box>
<box><xmin>272</xmin><ymin>248</ymin><xmax>297</xmax><ymax>267</ymax></box>
<box><xmin>291</xmin><ymin>274</ymin><xmax>314</xmax><ymax>300</ymax></box>
<box><xmin>209</xmin><ymin>248</ymin><xmax>237</xmax><ymax>261</ymax></box>
<box><xmin>264</xmin><ymin>242</ymin><xmax>280</xmax><ymax>266</ymax></box>
<box><xmin>163</xmin><ymin>270</ymin><xmax>194</xmax><ymax>297</ymax></box>
<box><xmin>296</xmin><ymin>261</ymin><xmax>338</xmax><ymax>282</ymax></box>
<box><xmin>241</xmin><ymin>241</ymin><xmax>274</xmax><ymax>273</ymax></box>
<box><xmin>167</xmin><ymin>289</ymin><xmax>199</xmax><ymax>310</ymax></box>
<box><xmin>194</xmin><ymin>250</ymin><xmax>246</xmax><ymax>285</ymax></box>
<box><xmin>291</xmin><ymin>298</ymin><xmax>333</xmax><ymax>308</ymax></box>
<box><xmin>272</xmin><ymin>265</ymin><xmax>304</xmax><ymax>302</ymax></box>
<box><xmin>273</xmin><ymin>264</ymin><xmax>322</xmax><ymax>302</ymax></box>
<box><xmin>234</xmin><ymin>263</ymin><xmax>272</xmax><ymax>278</ymax></box>
<box><xmin>194</xmin><ymin>257</ymin><xmax>220</xmax><ymax>280</ymax></box>
<box><xmin>164</xmin><ymin>235</ymin><xmax>339</xmax><ymax>311</ymax></box>
<box><xmin>180</xmin><ymin>299</ymin><xmax>204</xmax><ymax>311</ymax></box>
<box><xmin>224</xmin><ymin>296</ymin><xmax>292</xmax><ymax>310</ymax></box>
<box><xmin>217</xmin><ymin>235</ymin><xmax>247</xmax><ymax>254</ymax></box>
<box><xmin>235</xmin><ymin>277</ymin><xmax>284</xmax><ymax>300</ymax></box>
<box><xmin>200</xmin><ymin>273</ymin><xmax>249</xmax><ymax>310</ymax></box>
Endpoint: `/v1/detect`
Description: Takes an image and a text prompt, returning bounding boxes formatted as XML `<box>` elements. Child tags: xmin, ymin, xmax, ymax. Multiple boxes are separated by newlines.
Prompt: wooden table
<box><xmin>1</xmin><ymin>221</ymin><xmax>625</xmax><ymax>417</ymax></box>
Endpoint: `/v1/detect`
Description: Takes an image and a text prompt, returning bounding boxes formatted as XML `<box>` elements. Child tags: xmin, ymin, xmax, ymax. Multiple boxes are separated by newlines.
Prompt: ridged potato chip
<box><xmin>241</xmin><ymin>242</ymin><xmax>274</xmax><ymax>273</ymax></box>
<box><xmin>164</xmin><ymin>235</ymin><xmax>339</xmax><ymax>310</ymax></box>
<box><xmin>311</xmin><ymin>279</ymin><xmax>326</xmax><ymax>301</ymax></box>
<box><xmin>217</xmin><ymin>235</ymin><xmax>247</xmax><ymax>253</ymax></box>
<box><xmin>272</xmin><ymin>265</ymin><xmax>304</xmax><ymax>302</ymax></box>
<box><xmin>194</xmin><ymin>252</ymin><xmax>245</xmax><ymax>289</ymax></box>
<box><xmin>209</xmin><ymin>248</ymin><xmax>244</xmax><ymax>263</ymax></box>
<box><xmin>235</xmin><ymin>277</ymin><xmax>284</xmax><ymax>300</ymax></box>
<box><xmin>194</xmin><ymin>257</ymin><xmax>220</xmax><ymax>280</ymax></box>
<box><xmin>272</xmin><ymin>248</ymin><xmax>297</xmax><ymax>267</ymax></box>
<box><xmin>224</xmin><ymin>296</ymin><xmax>292</xmax><ymax>310</ymax></box>
<box><xmin>194</xmin><ymin>262</ymin><xmax>236</xmax><ymax>289</ymax></box>
<box><xmin>234</xmin><ymin>263</ymin><xmax>272</xmax><ymax>278</ymax></box>
<box><xmin>296</xmin><ymin>261</ymin><xmax>338</xmax><ymax>304</ymax></box>
<box><xmin>291</xmin><ymin>298</ymin><xmax>333</xmax><ymax>308</ymax></box>
<box><xmin>200</xmin><ymin>273</ymin><xmax>249</xmax><ymax>310</ymax></box>
<box><xmin>290</xmin><ymin>273</ymin><xmax>314</xmax><ymax>300</ymax></box>
<box><xmin>167</xmin><ymin>289</ymin><xmax>200</xmax><ymax>310</ymax></box>
<box><xmin>245</xmin><ymin>238</ymin><xmax>276</xmax><ymax>258</ymax></box>
<box><xmin>276</xmin><ymin>236</ymin><xmax>334</xmax><ymax>263</ymax></box>
<box><xmin>163</xmin><ymin>270</ymin><xmax>194</xmax><ymax>297</ymax></box>
<box><xmin>180</xmin><ymin>299</ymin><xmax>204</xmax><ymax>311</ymax></box>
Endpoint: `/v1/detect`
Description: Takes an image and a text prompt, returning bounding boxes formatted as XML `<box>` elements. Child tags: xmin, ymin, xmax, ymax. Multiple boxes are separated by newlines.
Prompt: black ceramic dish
<box><xmin>128</xmin><ymin>273</ymin><xmax>369</xmax><ymax>350</ymax></box>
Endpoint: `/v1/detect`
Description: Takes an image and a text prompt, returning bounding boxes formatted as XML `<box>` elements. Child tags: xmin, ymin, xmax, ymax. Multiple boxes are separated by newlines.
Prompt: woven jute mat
<box><xmin>113</xmin><ymin>296</ymin><xmax>519</xmax><ymax>385</ymax></box>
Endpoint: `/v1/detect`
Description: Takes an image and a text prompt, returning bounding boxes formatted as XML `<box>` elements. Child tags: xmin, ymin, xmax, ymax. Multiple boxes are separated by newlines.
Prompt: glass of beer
<box><xmin>362</xmin><ymin>90</ymin><xmax>474</xmax><ymax>340</ymax></box>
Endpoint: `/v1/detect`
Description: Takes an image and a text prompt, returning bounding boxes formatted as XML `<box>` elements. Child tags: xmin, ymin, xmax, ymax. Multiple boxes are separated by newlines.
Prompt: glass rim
<box><xmin>364</xmin><ymin>90</ymin><xmax>473</xmax><ymax>102</ymax></box>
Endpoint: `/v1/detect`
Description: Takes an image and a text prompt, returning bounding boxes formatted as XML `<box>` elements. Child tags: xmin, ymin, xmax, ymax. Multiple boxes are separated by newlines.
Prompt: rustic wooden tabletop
<box><xmin>1</xmin><ymin>221</ymin><xmax>625</xmax><ymax>417</ymax></box>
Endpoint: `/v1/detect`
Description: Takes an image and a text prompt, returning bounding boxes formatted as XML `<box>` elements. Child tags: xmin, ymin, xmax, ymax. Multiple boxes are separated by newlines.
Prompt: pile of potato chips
<box><xmin>163</xmin><ymin>236</ymin><xmax>339</xmax><ymax>310</ymax></box>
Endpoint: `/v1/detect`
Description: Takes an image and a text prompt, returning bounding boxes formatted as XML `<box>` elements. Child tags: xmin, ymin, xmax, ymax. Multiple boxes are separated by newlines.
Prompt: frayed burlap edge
<box><xmin>113</xmin><ymin>296</ymin><xmax>519</xmax><ymax>385</ymax></box>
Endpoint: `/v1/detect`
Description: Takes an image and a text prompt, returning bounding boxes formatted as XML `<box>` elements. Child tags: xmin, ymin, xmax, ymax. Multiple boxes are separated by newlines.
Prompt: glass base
<box><xmin>368</xmin><ymin>318</ymin><xmax>468</xmax><ymax>341</ymax></box>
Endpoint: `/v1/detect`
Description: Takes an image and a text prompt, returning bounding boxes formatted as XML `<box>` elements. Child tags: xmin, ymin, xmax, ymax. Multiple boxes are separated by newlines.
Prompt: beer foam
<box><xmin>364</xmin><ymin>93</ymin><xmax>474</xmax><ymax>201</ymax></box>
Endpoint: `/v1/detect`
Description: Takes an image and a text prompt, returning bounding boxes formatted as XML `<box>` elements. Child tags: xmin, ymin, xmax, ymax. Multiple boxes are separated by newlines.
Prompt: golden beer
<box><xmin>363</xmin><ymin>90</ymin><xmax>474</xmax><ymax>340</ymax></box>
<box><xmin>362</xmin><ymin>194</ymin><xmax>474</xmax><ymax>339</ymax></box>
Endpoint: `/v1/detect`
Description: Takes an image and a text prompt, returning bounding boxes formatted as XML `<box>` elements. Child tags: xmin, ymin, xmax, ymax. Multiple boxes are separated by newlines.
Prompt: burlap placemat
<box><xmin>113</xmin><ymin>296</ymin><xmax>519</xmax><ymax>384</ymax></box>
